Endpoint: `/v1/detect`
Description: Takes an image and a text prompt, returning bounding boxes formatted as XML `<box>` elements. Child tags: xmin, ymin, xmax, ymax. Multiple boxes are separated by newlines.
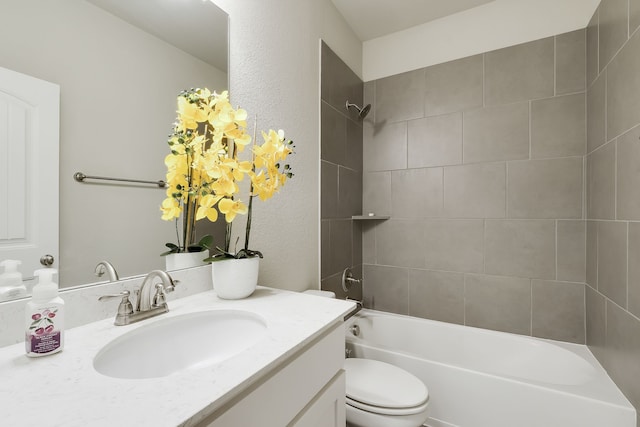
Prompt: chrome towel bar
<box><xmin>73</xmin><ymin>172</ymin><xmax>166</xmax><ymax>188</ymax></box>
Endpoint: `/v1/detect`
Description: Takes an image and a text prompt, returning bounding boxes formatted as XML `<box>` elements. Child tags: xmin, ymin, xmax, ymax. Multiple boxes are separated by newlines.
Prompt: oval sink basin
<box><xmin>93</xmin><ymin>310</ymin><xmax>267</xmax><ymax>379</ymax></box>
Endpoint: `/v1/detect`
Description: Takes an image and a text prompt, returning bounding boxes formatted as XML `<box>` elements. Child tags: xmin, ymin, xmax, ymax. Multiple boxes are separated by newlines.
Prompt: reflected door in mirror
<box><xmin>0</xmin><ymin>66</ymin><xmax>59</xmax><ymax>282</ymax></box>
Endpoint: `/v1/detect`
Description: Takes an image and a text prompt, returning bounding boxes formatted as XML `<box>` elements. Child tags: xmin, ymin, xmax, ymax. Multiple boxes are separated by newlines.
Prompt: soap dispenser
<box><xmin>0</xmin><ymin>259</ymin><xmax>27</xmax><ymax>301</ymax></box>
<box><xmin>25</xmin><ymin>268</ymin><xmax>64</xmax><ymax>357</ymax></box>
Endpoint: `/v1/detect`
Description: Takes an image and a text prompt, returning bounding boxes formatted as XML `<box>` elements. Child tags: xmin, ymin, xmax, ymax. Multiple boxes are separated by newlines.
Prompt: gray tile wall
<box><xmin>322</xmin><ymin>9</ymin><xmax>640</xmax><ymax>423</ymax></box>
<box><xmin>586</xmin><ymin>1</ymin><xmax>640</xmax><ymax>422</ymax></box>
<box><xmin>320</xmin><ymin>42</ymin><xmax>363</xmax><ymax>300</ymax></box>
<box><xmin>362</xmin><ymin>30</ymin><xmax>587</xmax><ymax>344</ymax></box>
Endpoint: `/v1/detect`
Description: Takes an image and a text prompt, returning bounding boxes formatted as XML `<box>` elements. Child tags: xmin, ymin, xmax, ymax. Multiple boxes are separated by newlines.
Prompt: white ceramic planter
<box><xmin>165</xmin><ymin>251</ymin><xmax>207</xmax><ymax>271</ymax></box>
<box><xmin>212</xmin><ymin>257</ymin><xmax>259</xmax><ymax>300</ymax></box>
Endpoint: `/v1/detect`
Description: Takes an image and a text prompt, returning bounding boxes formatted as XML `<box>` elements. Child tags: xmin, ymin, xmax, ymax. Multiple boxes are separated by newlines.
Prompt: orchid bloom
<box><xmin>218</xmin><ymin>198</ymin><xmax>248</xmax><ymax>223</ymax></box>
<box><xmin>162</xmin><ymin>87</ymin><xmax>293</xmax><ymax>255</ymax></box>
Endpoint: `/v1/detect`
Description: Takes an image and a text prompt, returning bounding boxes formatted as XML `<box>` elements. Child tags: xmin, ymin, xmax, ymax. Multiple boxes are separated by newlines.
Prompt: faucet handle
<box><xmin>152</xmin><ymin>284</ymin><xmax>167</xmax><ymax>307</ymax></box>
<box><xmin>341</xmin><ymin>267</ymin><xmax>362</xmax><ymax>292</ymax></box>
<box><xmin>98</xmin><ymin>289</ymin><xmax>130</xmax><ymax>302</ymax></box>
<box><xmin>99</xmin><ymin>290</ymin><xmax>134</xmax><ymax>322</ymax></box>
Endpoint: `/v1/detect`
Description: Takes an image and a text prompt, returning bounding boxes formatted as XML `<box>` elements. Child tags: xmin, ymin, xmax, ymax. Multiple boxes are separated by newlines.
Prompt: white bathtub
<box><xmin>345</xmin><ymin>309</ymin><xmax>636</xmax><ymax>427</ymax></box>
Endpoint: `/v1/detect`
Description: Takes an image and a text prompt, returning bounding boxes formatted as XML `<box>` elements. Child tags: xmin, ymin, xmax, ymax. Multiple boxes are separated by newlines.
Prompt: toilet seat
<box><xmin>344</xmin><ymin>358</ymin><xmax>429</xmax><ymax>416</ymax></box>
<box><xmin>346</xmin><ymin>396</ymin><xmax>429</xmax><ymax>416</ymax></box>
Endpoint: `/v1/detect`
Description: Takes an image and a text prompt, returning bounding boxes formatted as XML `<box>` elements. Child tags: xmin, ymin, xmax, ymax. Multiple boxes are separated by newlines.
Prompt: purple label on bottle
<box><xmin>26</xmin><ymin>331</ymin><xmax>61</xmax><ymax>354</ymax></box>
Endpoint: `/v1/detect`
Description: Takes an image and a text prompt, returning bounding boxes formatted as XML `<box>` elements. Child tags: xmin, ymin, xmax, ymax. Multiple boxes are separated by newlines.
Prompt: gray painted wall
<box><xmin>321</xmin><ymin>4</ymin><xmax>640</xmax><ymax>420</ymax></box>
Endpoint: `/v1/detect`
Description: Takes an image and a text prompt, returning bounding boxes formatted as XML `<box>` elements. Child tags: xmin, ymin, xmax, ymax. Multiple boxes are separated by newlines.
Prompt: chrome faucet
<box><xmin>99</xmin><ymin>270</ymin><xmax>176</xmax><ymax>326</ymax></box>
<box><xmin>136</xmin><ymin>270</ymin><xmax>175</xmax><ymax>312</ymax></box>
<box><xmin>95</xmin><ymin>261</ymin><xmax>119</xmax><ymax>282</ymax></box>
<box><xmin>341</xmin><ymin>267</ymin><xmax>364</xmax><ymax>321</ymax></box>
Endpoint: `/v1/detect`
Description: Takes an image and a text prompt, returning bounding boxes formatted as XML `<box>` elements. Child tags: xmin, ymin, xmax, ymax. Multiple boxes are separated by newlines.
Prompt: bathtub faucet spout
<box><xmin>344</xmin><ymin>297</ymin><xmax>363</xmax><ymax>321</ymax></box>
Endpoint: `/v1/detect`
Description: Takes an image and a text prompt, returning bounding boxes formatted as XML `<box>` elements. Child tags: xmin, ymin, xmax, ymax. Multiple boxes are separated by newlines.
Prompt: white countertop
<box><xmin>0</xmin><ymin>287</ymin><xmax>355</xmax><ymax>427</ymax></box>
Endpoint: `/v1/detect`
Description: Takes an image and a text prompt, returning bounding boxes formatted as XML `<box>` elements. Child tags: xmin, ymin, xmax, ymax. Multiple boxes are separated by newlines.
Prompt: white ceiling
<box><xmin>332</xmin><ymin>0</ymin><xmax>497</xmax><ymax>41</ymax></box>
<box><xmin>86</xmin><ymin>0</ymin><xmax>228</xmax><ymax>72</ymax></box>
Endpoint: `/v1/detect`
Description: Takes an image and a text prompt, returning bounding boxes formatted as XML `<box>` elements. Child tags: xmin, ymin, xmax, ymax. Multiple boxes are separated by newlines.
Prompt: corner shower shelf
<box><xmin>351</xmin><ymin>215</ymin><xmax>390</xmax><ymax>220</ymax></box>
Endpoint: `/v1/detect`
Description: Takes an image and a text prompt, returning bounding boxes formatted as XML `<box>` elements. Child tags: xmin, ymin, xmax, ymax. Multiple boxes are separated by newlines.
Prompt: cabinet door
<box><xmin>202</xmin><ymin>324</ymin><xmax>345</xmax><ymax>427</ymax></box>
<box><xmin>289</xmin><ymin>370</ymin><xmax>346</xmax><ymax>427</ymax></box>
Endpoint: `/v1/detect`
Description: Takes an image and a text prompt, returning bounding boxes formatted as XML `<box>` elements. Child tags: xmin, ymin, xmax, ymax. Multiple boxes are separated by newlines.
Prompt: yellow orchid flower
<box><xmin>237</xmin><ymin>160</ymin><xmax>252</xmax><ymax>172</ymax></box>
<box><xmin>218</xmin><ymin>198</ymin><xmax>248</xmax><ymax>223</ymax></box>
<box><xmin>177</xmin><ymin>97</ymin><xmax>207</xmax><ymax>131</ymax></box>
<box><xmin>160</xmin><ymin>197</ymin><xmax>182</xmax><ymax>220</ymax></box>
<box><xmin>232</xmin><ymin>160</ymin><xmax>252</xmax><ymax>181</ymax></box>
<box><xmin>197</xmin><ymin>88</ymin><xmax>212</xmax><ymax>99</ymax></box>
<box><xmin>162</xmin><ymin>88</ymin><xmax>294</xmax><ymax>256</ymax></box>
<box><xmin>196</xmin><ymin>193</ymin><xmax>223</xmax><ymax>221</ymax></box>
<box><xmin>211</xmin><ymin>175</ymin><xmax>238</xmax><ymax>196</ymax></box>
<box><xmin>200</xmin><ymin>194</ymin><xmax>222</xmax><ymax>208</ymax></box>
<box><xmin>195</xmin><ymin>205</ymin><xmax>219</xmax><ymax>222</ymax></box>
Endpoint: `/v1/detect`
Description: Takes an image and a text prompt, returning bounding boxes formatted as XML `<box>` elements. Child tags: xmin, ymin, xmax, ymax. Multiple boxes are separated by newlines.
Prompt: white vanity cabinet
<box><xmin>200</xmin><ymin>321</ymin><xmax>346</xmax><ymax>427</ymax></box>
<box><xmin>0</xmin><ymin>288</ymin><xmax>355</xmax><ymax>427</ymax></box>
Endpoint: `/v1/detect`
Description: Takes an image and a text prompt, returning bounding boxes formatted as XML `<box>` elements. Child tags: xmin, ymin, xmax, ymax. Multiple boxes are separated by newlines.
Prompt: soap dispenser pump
<box><xmin>25</xmin><ymin>268</ymin><xmax>64</xmax><ymax>357</ymax></box>
<box><xmin>0</xmin><ymin>259</ymin><xmax>27</xmax><ymax>301</ymax></box>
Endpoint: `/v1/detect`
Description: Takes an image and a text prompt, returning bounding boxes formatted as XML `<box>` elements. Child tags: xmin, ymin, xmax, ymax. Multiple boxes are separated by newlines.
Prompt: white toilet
<box><xmin>344</xmin><ymin>358</ymin><xmax>430</xmax><ymax>427</ymax></box>
<box><xmin>302</xmin><ymin>290</ymin><xmax>430</xmax><ymax>427</ymax></box>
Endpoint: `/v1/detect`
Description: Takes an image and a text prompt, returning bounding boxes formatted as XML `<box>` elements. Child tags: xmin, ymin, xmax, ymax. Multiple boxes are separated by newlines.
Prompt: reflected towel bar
<box><xmin>74</xmin><ymin>172</ymin><xmax>166</xmax><ymax>188</ymax></box>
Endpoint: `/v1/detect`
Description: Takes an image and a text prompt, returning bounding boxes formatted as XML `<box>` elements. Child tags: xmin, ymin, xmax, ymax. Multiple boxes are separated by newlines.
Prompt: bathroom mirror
<box><xmin>0</xmin><ymin>0</ymin><xmax>228</xmax><ymax>298</ymax></box>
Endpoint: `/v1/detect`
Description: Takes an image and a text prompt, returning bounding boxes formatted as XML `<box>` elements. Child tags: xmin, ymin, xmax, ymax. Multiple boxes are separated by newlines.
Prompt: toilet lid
<box><xmin>344</xmin><ymin>358</ymin><xmax>429</xmax><ymax>409</ymax></box>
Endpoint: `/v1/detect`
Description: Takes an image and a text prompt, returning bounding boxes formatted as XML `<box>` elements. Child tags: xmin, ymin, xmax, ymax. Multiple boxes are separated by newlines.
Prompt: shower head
<box><xmin>345</xmin><ymin>101</ymin><xmax>371</xmax><ymax>119</ymax></box>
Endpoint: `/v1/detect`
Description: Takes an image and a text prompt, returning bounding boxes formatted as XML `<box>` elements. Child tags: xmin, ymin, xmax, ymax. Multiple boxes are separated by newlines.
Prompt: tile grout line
<box><xmin>406</xmin><ymin>267</ymin><xmax>410</xmax><ymax>316</ymax></box>
<box><xmin>461</xmin><ymin>109</ymin><xmax>465</xmax><ymax>165</ymax></box>
<box><xmin>374</xmin><ymin>202</ymin><xmax>378</xmax><ymax>266</ymax></box>
<box><xmin>463</xmin><ymin>273</ymin><xmax>467</xmax><ymax>326</ymax></box>
<box><xmin>441</xmin><ymin>167</ymin><xmax>445</xmax><ymax>215</ymax></box>
<box><xmin>604</xmin><ymin>68</ymin><xmax>608</xmax><ymax>146</ymax></box>
<box><xmin>482</xmin><ymin>219</ymin><xmax>486</xmax><ymax>276</ymax></box>
<box><xmin>626</xmin><ymin>221</ymin><xmax>629</xmax><ymax>312</ymax></box>
<box><xmin>482</xmin><ymin>53</ymin><xmax>486</xmax><ymax>108</ymax></box>
<box><xmin>597</xmin><ymin>7</ymin><xmax>600</xmax><ymax>75</ymax></box>
<box><xmin>554</xmin><ymin>219</ymin><xmax>560</xmax><ymax>282</ymax></box>
<box><xmin>583</xmin><ymin>252</ymin><xmax>587</xmax><ymax>344</ymax></box>
<box><xmin>604</xmin><ymin>280</ymin><xmax>608</xmax><ymax>348</ymax></box>
<box><xmin>528</xmin><ymin>101</ymin><xmax>532</xmax><ymax>160</ymax></box>
<box><xmin>405</xmin><ymin>119</ymin><xmax>409</xmax><ymax>169</ymax></box>
<box><xmin>505</xmin><ymin>162</ymin><xmax>509</xmax><ymax>218</ymax></box>
<box><xmin>596</xmin><ymin>220</ymin><xmax>599</xmax><ymax>292</ymax></box>
<box><xmin>530</xmin><ymin>278</ymin><xmax>534</xmax><ymax>336</ymax></box>
<box><xmin>554</xmin><ymin>35</ymin><xmax>557</xmax><ymax>96</ymax></box>
<box><xmin>614</xmin><ymin>137</ymin><xmax>618</xmax><ymax>221</ymax></box>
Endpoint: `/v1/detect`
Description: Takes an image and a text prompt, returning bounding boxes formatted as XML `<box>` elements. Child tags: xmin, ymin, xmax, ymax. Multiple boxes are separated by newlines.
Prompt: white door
<box><xmin>0</xmin><ymin>66</ymin><xmax>59</xmax><ymax>282</ymax></box>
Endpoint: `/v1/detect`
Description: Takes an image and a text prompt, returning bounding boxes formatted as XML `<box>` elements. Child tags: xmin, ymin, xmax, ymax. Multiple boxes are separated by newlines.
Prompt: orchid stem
<box><xmin>244</xmin><ymin>115</ymin><xmax>258</xmax><ymax>251</ymax></box>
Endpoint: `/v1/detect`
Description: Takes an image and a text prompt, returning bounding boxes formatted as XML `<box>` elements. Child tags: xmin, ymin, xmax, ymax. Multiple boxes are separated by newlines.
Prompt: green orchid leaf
<box><xmin>160</xmin><ymin>243</ymin><xmax>180</xmax><ymax>256</ymax></box>
<box><xmin>234</xmin><ymin>249</ymin><xmax>263</xmax><ymax>259</ymax></box>
<box><xmin>197</xmin><ymin>235</ymin><xmax>214</xmax><ymax>250</ymax></box>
